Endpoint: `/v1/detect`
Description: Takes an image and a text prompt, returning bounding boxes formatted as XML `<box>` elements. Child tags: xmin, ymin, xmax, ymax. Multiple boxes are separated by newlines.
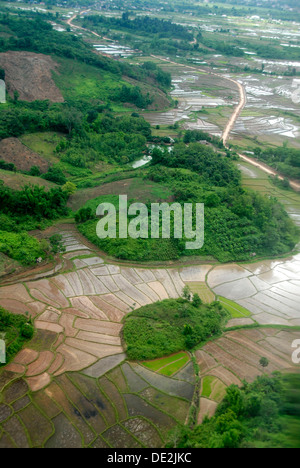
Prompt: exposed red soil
<box><xmin>26</xmin><ymin>351</ymin><xmax>54</xmax><ymax>377</ymax></box>
<box><xmin>0</xmin><ymin>51</ymin><xmax>64</xmax><ymax>102</ymax></box>
<box><xmin>0</xmin><ymin>138</ymin><xmax>50</xmax><ymax>173</ymax></box>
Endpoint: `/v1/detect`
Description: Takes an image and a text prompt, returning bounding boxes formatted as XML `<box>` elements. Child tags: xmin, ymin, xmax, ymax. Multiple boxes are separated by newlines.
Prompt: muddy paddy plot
<box><xmin>83</xmin><ymin>353</ymin><xmax>126</xmax><ymax>379</ymax></box>
<box><xmin>142</xmin><ymin>67</ymin><xmax>238</xmax><ymax>135</ymax></box>
<box><xmin>45</xmin><ymin>413</ymin><xmax>82</xmax><ymax>448</ymax></box>
<box><xmin>121</xmin><ymin>363</ymin><xmax>149</xmax><ymax>393</ymax></box>
<box><xmin>2</xmin><ymin>415</ymin><xmax>31</xmax><ymax>448</ymax></box>
<box><xmin>198</xmin><ymin>398</ymin><xmax>218</xmax><ymax>424</ymax></box>
<box><xmin>17</xmin><ymin>403</ymin><xmax>53</xmax><ymax>447</ymax></box>
<box><xmin>231</xmin><ymin>73</ymin><xmax>300</xmax><ymax>145</ymax></box>
<box><xmin>139</xmin><ymin>387</ymin><xmax>190</xmax><ymax>424</ymax></box>
<box><xmin>200</xmin><ymin>328</ymin><xmax>299</xmax><ymax>386</ymax></box>
<box><xmin>122</xmin><ymin>418</ymin><xmax>163</xmax><ymax>449</ymax></box>
<box><xmin>98</xmin><ymin>376</ymin><xmax>128</xmax><ymax>421</ymax></box>
<box><xmin>103</xmin><ymin>423</ymin><xmax>143</xmax><ymax>448</ymax></box>
<box><xmin>131</xmin><ymin>363</ymin><xmax>195</xmax><ymax>401</ymax></box>
<box><xmin>0</xmin><ymin>221</ymin><xmax>299</xmax><ymax>447</ymax></box>
<box><xmin>123</xmin><ymin>394</ymin><xmax>176</xmax><ymax>438</ymax></box>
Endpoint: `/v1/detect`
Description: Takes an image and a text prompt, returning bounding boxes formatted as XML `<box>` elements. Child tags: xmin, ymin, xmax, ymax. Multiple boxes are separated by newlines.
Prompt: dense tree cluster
<box><xmin>0</xmin><ymin>159</ymin><xmax>16</xmax><ymax>172</ymax></box>
<box><xmin>77</xmin><ymin>139</ymin><xmax>298</xmax><ymax>263</ymax></box>
<box><xmin>146</xmin><ymin>145</ymin><xmax>297</xmax><ymax>261</ymax></box>
<box><xmin>151</xmin><ymin>142</ymin><xmax>241</xmax><ymax>187</ymax></box>
<box><xmin>168</xmin><ymin>373</ymin><xmax>300</xmax><ymax>448</ymax></box>
<box><xmin>123</xmin><ymin>298</ymin><xmax>229</xmax><ymax>360</ymax></box>
<box><xmin>0</xmin><ymin>184</ymin><xmax>68</xmax><ymax>222</ymax></box>
<box><xmin>0</xmin><ymin>184</ymin><xmax>69</xmax><ymax>264</ymax></box>
<box><xmin>82</xmin><ymin>13</ymin><xmax>193</xmax><ymax>41</ymax></box>
<box><xmin>56</xmin><ymin>114</ymin><xmax>151</xmax><ymax>166</ymax></box>
<box><xmin>111</xmin><ymin>85</ymin><xmax>153</xmax><ymax>108</ymax></box>
<box><xmin>252</xmin><ymin>146</ymin><xmax>300</xmax><ymax>180</ymax></box>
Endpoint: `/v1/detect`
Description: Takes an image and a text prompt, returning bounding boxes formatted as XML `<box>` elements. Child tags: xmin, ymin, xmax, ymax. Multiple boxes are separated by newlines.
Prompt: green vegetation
<box><xmin>77</xmin><ymin>3</ymin><xmax>300</xmax><ymax>61</ymax></box>
<box><xmin>252</xmin><ymin>146</ymin><xmax>300</xmax><ymax>180</ymax></box>
<box><xmin>0</xmin><ymin>17</ymin><xmax>171</xmax><ymax>264</ymax></box>
<box><xmin>82</xmin><ymin>13</ymin><xmax>193</xmax><ymax>44</ymax></box>
<box><xmin>0</xmin><ymin>183</ymin><xmax>69</xmax><ymax>226</ymax></box>
<box><xmin>123</xmin><ymin>297</ymin><xmax>229</xmax><ymax>360</ymax></box>
<box><xmin>0</xmin><ymin>13</ymin><xmax>171</xmax><ymax>89</ymax></box>
<box><xmin>0</xmin><ymin>160</ymin><xmax>16</xmax><ymax>172</ymax></box>
<box><xmin>141</xmin><ymin>351</ymin><xmax>190</xmax><ymax>376</ymax></box>
<box><xmin>49</xmin><ymin>234</ymin><xmax>66</xmax><ymax>255</ymax></box>
<box><xmin>201</xmin><ymin>375</ymin><xmax>227</xmax><ymax>402</ymax></box>
<box><xmin>77</xmin><ymin>141</ymin><xmax>298</xmax><ymax>263</ymax></box>
<box><xmin>201</xmin><ymin>376</ymin><xmax>216</xmax><ymax>398</ymax></box>
<box><xmin>0</xmin><ymin>230</ymin><xmax>46</xmax><ymax>265</ymax></box>
<box><xmin>0</xmin><ymin>11</ymin><xmax>298</xmax><ymax>267</ymax></box>
<box><xmin>0</xmin><ymin>306</ymin><xmax>34</xmax><ymax>365</ymax></box>
<box><xmin>218</xmin><ymin>297</ymin><xmax>252</xmax><ymax>318</ymax></box>
<box><xmin>0</xmin><ymin>183</ymin><xmax>69</xmax><ymax>264</ymax></box>
<box><xmin>168</xmin><ymin>372</ymin><xmax>300</xmax><ymax>448</ymax></box>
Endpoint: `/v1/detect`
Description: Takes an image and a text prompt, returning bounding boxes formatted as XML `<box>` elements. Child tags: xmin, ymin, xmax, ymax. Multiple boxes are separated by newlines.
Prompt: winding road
<box><xmin>66</xmin><ymin>12</ymin><xmax>300</xmax><ymax>192</ymax></box>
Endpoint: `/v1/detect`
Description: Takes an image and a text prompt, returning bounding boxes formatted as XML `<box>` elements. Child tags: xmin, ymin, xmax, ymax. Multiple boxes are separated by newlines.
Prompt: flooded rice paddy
<box><xmin>143</xmin><ymin>67</ymin><xmax>239</xmax><ymax>136</ymax></box>
<box><xmin>0</xmin><ymin>225</ymin><xmax>298</xmax><ymax>446</ymax></box>
<box><xmin>231</xmin><ymin>74</ymin><xmax>300</xmax><ymax>141</ymax></box>
<box><xmin>1</xmin><ymin>14</ymin><xmax>300</xmax><ymax>446</ymax></box>
<box><xmin>92</xmin><ymin>44</ymin><xmax>138</xmax><ymax>58</ymax></box>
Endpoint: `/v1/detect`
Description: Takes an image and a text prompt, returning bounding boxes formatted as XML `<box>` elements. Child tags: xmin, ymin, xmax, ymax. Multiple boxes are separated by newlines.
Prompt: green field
<box><xmin>185</xmin><ymin>283</ymin><xmax>215</xmax><ymax>304</ymax></box>
<box><xmin>201</xmin><ymin>375</ymin><xmax>227</xmax><ymax>402</ymax></box>
<box><xmin>218</xmin><ymin>296</ymin><xmax>252</xmax><ymax>318</ymax></box>
<box><xmin>141</xmin><ymin>351</ymin><xmax>190</xmax><ymax>376</ymax></box>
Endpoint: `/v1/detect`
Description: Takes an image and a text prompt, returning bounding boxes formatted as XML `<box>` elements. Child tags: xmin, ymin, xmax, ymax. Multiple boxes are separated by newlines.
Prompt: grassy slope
<box><xmin>52</xmin><ymin>56</ymin><xmax>170</xmax><ymax>111</ymax></box>
<box><xmin>0</xmin><ymin>168</ymin><xmax>58</xmax><ymax>191</ymax></box>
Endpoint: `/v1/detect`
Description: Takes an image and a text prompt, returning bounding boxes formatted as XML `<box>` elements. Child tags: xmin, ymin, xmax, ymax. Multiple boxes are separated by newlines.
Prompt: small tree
<box><xmin>62</xmin><ymin>181</ymin><xmax>77</xmax><ymax>196</ymax></box>
<box><xmin>192</xmin><ymin>293</ymin><xmax>202</xmax><ymax>308</ymax></box>
<box><xmin>259</xmin><ymin>357</ymin><xmax>269</xmax><ymax>369</ymax></box>
<box><xmin>13</xmin><ymin>90</ymin><xmax>19</xmax><ymax>102</ymax></box>
<box><xmin>29</xmin><ymin>166</ymin><xmax>41</xmax><ymax>177</ymax></box>
<box><xmin>49</xmin><ymin>234</ymin><xmax>65</xmax><ymax>254</ymax></box>
<box><xmin>20</xmin><ymin>322</ymin><xmax>34</xmax><ymax>339</ymax></box>
<box><xmin>182</xmin><ymin>285</ymin><xmax>192</xmax><ymax>301</ymax></box>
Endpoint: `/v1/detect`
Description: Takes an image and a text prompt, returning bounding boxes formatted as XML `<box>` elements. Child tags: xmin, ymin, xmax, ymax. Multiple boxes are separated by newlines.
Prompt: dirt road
<box><xmin>150</xmin><ymin>55</ymin><xmax>246</xmax><ymax>144</ymax></box>
<box><xmin>65</xmin><ymin>18</ymin><xmax>299</xmax><ymax>192</ymax></box>
<box><xmin>150</xmin><ymin>55</ymin><xmax>300</xmax><ymax>191</ymax></box>
<box><xmin>238</xmin><ymin>152</ymin><xmax>300</xmax><ymax>191</ymax></box>
<box><xmin>222</xmin><ymin>79</ymin><xmax>246</xmax><ymax>145</ymax></box>
<box><xmin>66</xmin><ymin>10</ymin><xmax>111</xmax><ymax>40</ymax></box>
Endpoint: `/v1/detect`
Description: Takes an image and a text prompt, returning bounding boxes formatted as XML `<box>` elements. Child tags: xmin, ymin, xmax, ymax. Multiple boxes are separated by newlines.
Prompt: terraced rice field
<box><xmin>232</xmin><ymin>74</ymin><xmax>300</xmax><ymax>147</ymax></box>
<box><xmin>142</xmin><ymin>63</ymin><xmax>239</xmax><ymax>136</ymax></box>
<box><xmin>238</xmin><ymin>160</ymin><xmax>300</xmax><ymax>227</ymax></box>
<box><xmin>0</xmin><ymin>227</ymin><xmax>299</xmax><ymax>447</ymax></box>
<box><xmin>0</xmin><ymin>359</ymin><xmax>194</xmax><ymax>448</ymax></box>
<box><xmin>219</xmin><ymin>296</ymin><xmax>252</xmax><ymax>319</ymax></box>
<box><xmin>207</xmin><ymin>257</ymin><xmax>300</xmax><ymax>327</ymax></box>
<box><xmin>196</xmin><ymin>327</ymin><xmax>299</xmax><ymax>423</ymax></box>
<box><xmin>141</xmin><ymin>352</ymin><xmax>190</xmax><ymax>376</ymax></box>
